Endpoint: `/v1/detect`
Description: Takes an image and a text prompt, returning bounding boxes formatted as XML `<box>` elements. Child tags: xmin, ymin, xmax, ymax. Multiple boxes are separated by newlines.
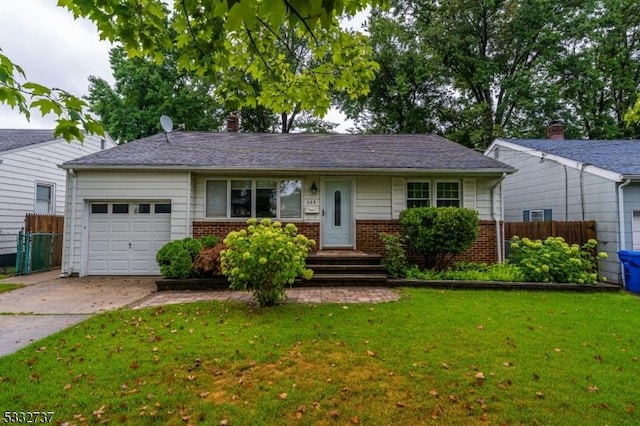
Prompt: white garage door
<box><xmin>88</xmin><ymin>201</ymin><xmax>171</xmax><ymax>275</ymax></box>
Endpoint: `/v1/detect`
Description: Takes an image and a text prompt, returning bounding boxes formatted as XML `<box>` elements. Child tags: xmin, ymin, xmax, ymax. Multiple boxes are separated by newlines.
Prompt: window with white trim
<box><xmin>523</xmin><ymin>209</ymin><xmax>552</xmax><ymax>222</ymax></box>
<box><xmin>406</xmin><ymin>180</ymin><xmax>461</xmax><ymax>208</ymax></box>
<box><xmin>206</xmin><ymin>179</ymin><xmax>302</xmax><ymax>218</ymax></box>
<box><xmin>35</xmin><ymin>183</ymin><xmax>54</xmax><ymax>213</ymax></box>
<box><xmin>407</xmin><ymin>182</ymin><xmax>430</xmax><ymax>207</ymax></box>
<box><xmin>436</xmin><ymin>181</ymin><xmax>460</xmax><ymax>207</ymax></box>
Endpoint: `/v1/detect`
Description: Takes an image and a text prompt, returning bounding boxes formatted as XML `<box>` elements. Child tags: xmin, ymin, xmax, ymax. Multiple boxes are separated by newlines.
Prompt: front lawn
<box><xmin>0</xmin><ymin>283</ymin><xmax>22</xmax><ymax>294</ymax></box>
<box><xmin>0</xmin><ymin>290</ymin><xmax>638</xmax><ymax>425</ymax></box>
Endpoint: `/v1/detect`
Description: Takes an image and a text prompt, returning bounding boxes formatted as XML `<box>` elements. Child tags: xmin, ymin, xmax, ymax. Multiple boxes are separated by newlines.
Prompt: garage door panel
<box><xmin>88</xmin><ymin>201</ymin><xmax>171</xmax><ymax>275</ymax></box>
<box><xmin>110</xmin><ymin>221</ymin><xmax>130</xmax><ymax>233</ymax></box>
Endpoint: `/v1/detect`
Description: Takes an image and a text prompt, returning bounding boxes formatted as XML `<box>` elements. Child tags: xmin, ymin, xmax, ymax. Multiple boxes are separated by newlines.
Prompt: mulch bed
<box><xmin>157</xmin><ymin>277</ymin><xmax>624</xmax><ymax>293</ymax></box>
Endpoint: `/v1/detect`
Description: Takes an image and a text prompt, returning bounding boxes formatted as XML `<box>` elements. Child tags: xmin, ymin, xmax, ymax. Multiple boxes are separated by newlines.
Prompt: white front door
<box><xmin>322</xmin><ymin>180</ymin><xmax>353</xmax><ymax>248</ymax></box>
<box><xmin>88</xmin><ymin>201</ymin><xmax>171</xmax><ymax>275</ymax></box>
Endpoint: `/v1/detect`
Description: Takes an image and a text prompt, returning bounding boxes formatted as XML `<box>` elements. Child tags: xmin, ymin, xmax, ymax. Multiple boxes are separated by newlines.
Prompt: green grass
<box><xmin>0</xmin><ymin>289</ymin><xmax>639</xmax><ymax>425</ymax></box>
<box><xmin>0</xmin><ymin>283</ymin><xmax>22</xmax><ymax>294</ymax></box>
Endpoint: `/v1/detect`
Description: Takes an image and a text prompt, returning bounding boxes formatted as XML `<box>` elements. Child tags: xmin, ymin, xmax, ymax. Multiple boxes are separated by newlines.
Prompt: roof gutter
<box><xmin>59</xmin><ymin>164</ymin><xmax>515</xmax><ymax>175</ymax></box>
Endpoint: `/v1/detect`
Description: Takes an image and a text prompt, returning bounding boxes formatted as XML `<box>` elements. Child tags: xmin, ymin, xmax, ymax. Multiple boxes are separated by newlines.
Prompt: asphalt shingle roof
<box><xmin>63</xmin><ymin>132</ymin><xmax>513</xmax><ymax>173</ymax></box>
<box><xmin>0</xmin><ymin>129</ymin><xmax>56</xmax><ymax>153</ymax></box>
<box><xmin>505</xmin><ymin>139</ymin><xmax>640</xmax><ymax>177</ymax></box>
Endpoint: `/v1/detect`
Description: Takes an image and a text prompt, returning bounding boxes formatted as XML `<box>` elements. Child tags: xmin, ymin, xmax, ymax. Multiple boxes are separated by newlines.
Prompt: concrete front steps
<box><xmin>299</xmin><ymin>251</ymin><xmax>388</xmax><ymax>286</ymax></box>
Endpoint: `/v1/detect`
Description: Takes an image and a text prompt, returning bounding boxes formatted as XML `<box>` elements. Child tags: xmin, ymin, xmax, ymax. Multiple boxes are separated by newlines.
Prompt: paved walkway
<box><xmin>0</xmin><ymin>271</ymin><xmax>400</xmax><ymax>357</ymax></box>
<box><xmin>132</xmin><ymin>286</ymin><xmax>400</xmax><ymax>309</ymax></box>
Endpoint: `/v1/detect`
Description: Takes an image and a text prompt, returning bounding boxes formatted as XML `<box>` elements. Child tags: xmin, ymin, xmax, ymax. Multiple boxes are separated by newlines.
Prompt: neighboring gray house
<box><xmin>485</xmin><ymin>136</ymin><xmax>640</xmax><ymax>284</ymax></box>
<box><xmin>0</xmin><ymin>129</ymin><xmax>115</xmax><ymax>263</ymax></box>
<box><xmin>60</xmin><ymin>132</ymin><xmax>514</xmax><ymax>276</ymax></box>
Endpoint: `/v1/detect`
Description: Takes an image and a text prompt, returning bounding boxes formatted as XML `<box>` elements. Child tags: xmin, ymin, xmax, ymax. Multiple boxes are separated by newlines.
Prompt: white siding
<box><xmin>490</xmin><ymin>144</ymin><xmax>622</xmax><ymax>283</ymax></box>
<box><xmin>0</xmin><ymin>135</ymin><xmax>113</xmax><ymax>250</ymax></box>
<box><xmin>355</xmin><ymin>176</ymin><xmax>392</xmax><ymax>220</ymax></box>
<box><xmin>62</xmin><ymin>170</ymin><xmax>189</xmax><ymax>276</ymax></box>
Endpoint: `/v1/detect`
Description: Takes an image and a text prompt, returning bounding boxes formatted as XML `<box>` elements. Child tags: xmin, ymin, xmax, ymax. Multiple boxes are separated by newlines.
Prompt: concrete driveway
<box><xmin>0</xmin><ymin>270</ymin><xmax>157</xmax><ymax>357</ymax></box>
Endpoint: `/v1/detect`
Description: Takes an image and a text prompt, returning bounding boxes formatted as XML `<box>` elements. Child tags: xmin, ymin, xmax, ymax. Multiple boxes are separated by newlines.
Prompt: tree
<box><xmin>58</xmin><ymin>0</ymin><xmax>381</xmax><ymax>126</ymax></box>
<box><xmin>88</xmin><ymin>47</ymin><xmax>225</xmax><ymax>142</ymax></box>
<box><xmin>339</xmin><ymin>11</ymin><xmax>448</xmax><ymax>134</ymax></box>
<box><xmin>0</xmin><ymin>48</ymin><xmax>103</xmax><ymax>141</ymax></box>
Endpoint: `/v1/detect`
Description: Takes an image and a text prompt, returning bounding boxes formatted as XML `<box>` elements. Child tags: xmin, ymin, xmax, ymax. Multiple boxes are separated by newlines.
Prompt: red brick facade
<box><xmin>193</xmin><ymin>221</ymin><xmax>320</xmax><ymax>245</ymax></box>
<box><xmin>356</xmin><ymin>219</ymin><xmax>499</xmax><ymax>265</ymax></box>
<box><xmin>194</xmin><ymin>219</ymin><xmax>499</xmax><ymax>265</ymax></box>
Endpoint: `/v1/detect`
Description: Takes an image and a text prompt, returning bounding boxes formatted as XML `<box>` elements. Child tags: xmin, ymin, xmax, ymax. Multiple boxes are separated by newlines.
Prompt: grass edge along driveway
<box><xmin>0</xmin><ymin>288</ymin><xmax>638</xmax><ymax>425</ymax></box>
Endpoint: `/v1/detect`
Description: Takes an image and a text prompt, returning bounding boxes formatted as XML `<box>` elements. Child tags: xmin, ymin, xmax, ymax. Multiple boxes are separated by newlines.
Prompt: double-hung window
<box><xmin>35</xmin><ymin>183</ymin><xmax>54</xmax><ymax>214</ymax></box>
<box><xmin>435</xmin><ymin>181</ymin><xmax>460</xmax><ymax>207</ymax></box>
<box><xmin>206</xmin><ymin>179</ymin><xmax>302</xmax><ymax>218</ymax></box>
<box><xmin>407</xmin><ymin>182</ymin><xmax>430</xmax><ymax>207</ymax></box>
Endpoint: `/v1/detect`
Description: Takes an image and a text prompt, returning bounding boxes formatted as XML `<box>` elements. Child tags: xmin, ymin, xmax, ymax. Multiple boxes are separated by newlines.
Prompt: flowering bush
<box><xmin>156</xmin><ymin>237</ymin><xmax>203</xmax><ymax>278</ymax></box>
<box><xmin>221</xmin><ymin>219</ymin><xmax>316</xmax><ymax>306</ymax></box>
<box><xmin>508</xmin><ymin>237</ymin><xmax>607</xmax><ymax>284</ymax></box>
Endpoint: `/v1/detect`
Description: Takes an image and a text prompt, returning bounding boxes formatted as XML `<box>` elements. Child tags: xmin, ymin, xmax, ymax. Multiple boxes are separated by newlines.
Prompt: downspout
<box><xmin>563</xmin><ymin>165</ymin><xmax>569</xmax><ymax>221</ymax></box>
<box><xmin>491</xmin><ymin>173</ymin><xmax>507</xmax><ymax>262</ymax></box>
<box><xmin>60</xmin><ymin>168</ymin><xmax>76</xmax><ymax>277</ymax></box>
<box><xmin>186</xmin><ymin>171</ymin><xmax>192</xmax><ymax>237</ymax></box>
<box><xmin>618</xmin><ymin>178</ymin><xmax>632</xmax><ymax>251</ymax></box>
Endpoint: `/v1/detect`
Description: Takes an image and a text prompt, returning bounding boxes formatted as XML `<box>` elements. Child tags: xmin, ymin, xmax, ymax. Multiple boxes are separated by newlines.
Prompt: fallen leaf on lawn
<box><xmin>93</xmin><ymin>405</ymin><xmax>106</xmax><ymax>418</ymax></box>
<box><xmin>312</xmin><ymin>401</ymin><xmax>320</xmax><ymax>410</ymax></box>
<box><xmin>129</xmin><ymin>361</ymin><xmax>139</xmax><ymax>369</ymax></box>
<box><xmin>503</xmin><ymin>362</ymin><xmax>512</xmax><ymax>367</ymax></box>
<box><xmin>199</xmin><ymin>392</ymin><xmax>210</xmax><ymax>398</ymax></box>
<box><xmin>625</xmin><ymin>405</ymin><xmax>635</xmax><ymax>413</ymax></box>
<box><xmin>536</xmin><ymin>391</ymin><xmax>544</xmax><ymax>399</ymax></box>
<box><xmin>296</xmin><ymin>405</ymin><xmax>306</xmax><ymax>413</ymax></box>
<box><xmin>187</xmin><ymin>375</ymin><xmax>196</xmax><ymax>381</ymax></box>
<box><xmin>431</xmin><ymin>405</ymin><xmax>443</xmax><ymax>419</ymax></box>
<box><xmin>279</xmin><ymin>392</ymin><xmax>288</xmax><ymax>399</ymax></box>
<box><xmin>29</xmin><ymin>373</ymin><xmax>40</xmax><ymax>382</ymax></box>
<box><xmin>475</xmin><ymin>372</ymin><xmax>485</xmax><ymax>380</ymax></box>
<box><xmin>554</xmin><ymin>348</ymin><xmax>561</xmax><ymax>352</ymax></box>
<box><xmin>449</xmin><ymin>395</ymin><xmax>459</xmax><ymax>403</ymax></box>
<box><xmin>476</xmin><ymin>325</ymin><xmax>484</xmax><ymax>330</ymax></box>
<box><xmin>219</xmin><ymin>419</ymin><xmax>229</xmax><ymax>426</ymax></box>
<box><xmin>396</xmin><ymin>402</ymin><xmax>406</xmax><ymax>408</ymax></box>
<box><xmin>533</xmin><ymin>373</ymin><xmax>540</xmax><ymax>381</ymax></box>
<box><xmin>328</xmin><ymin>410</ymin><xmax>339</xmax><ymax>418</ymax></box>
<box><xmin>350</xmin><ymin>416</ymin><xmax>360</xmax><ymax>424</ymax></box>
<box><xmin>588</xmin><ymin>385</ymin><xmax>599</xmax><ymax>393</ymax></box>
<box><xmin>295</xmin><ymin>412</ymin><xmax>303</xmax><ymax>420</ymax></box>
<box><xmin>441</xmin><ymin>363</ymin><xmax>450</xmax><ymax>369</ymax></box>
<box><xmin>480</xmin><ymin>412</ymin><xmax>489</xmax><ymax>421</ymax></box>
<box><xmin>429</xmin><ymin>389</ymin><xmax>439</xmax><ymax>398</ymax></box>
<box><xmin>64</xmin><ymin>383</ymin><xmax>71</xmax><ymax>390</ymax></box>
<box><xmin>367</xmin><ymin>350</ymin><xmax>377</xmax><ymax>357</ymax></box>
<box><xmin>594</xmin><ymin>355</ymin><xmax>603</xmax><ymax>363</ymax></box>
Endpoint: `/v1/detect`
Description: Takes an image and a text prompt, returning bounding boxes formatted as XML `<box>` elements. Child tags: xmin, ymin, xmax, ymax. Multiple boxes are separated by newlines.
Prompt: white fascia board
<box><xmin>59</xmin><ymin>164</ymin><xmax>514</xmax><ymax>175</ymax></box>
<box><xmin>491</xmin><ymin>139</ymin><xmax>623</xmax><ymax>182</ymax></box>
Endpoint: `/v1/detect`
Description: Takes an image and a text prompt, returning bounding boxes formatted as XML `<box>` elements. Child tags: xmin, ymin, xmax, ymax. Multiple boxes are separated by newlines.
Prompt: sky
<box><xmin>0</xmin><ymin>0</ymin><xmax>354</xmax><ymax>132</ymax></box>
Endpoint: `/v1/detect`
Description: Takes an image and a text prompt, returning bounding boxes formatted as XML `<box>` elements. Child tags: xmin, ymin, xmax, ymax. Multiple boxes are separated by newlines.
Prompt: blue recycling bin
<box><xmin>618</xmin><ymin>251</ymin><xmax>640</xmax><ymax>293</ymax></box>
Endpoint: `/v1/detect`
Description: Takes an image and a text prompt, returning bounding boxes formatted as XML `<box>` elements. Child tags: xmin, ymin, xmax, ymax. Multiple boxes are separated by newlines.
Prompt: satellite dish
<box><xmin>160</xmin><ymin>115</ymin><xmax>173</xmax><ymax>133</ymax></box>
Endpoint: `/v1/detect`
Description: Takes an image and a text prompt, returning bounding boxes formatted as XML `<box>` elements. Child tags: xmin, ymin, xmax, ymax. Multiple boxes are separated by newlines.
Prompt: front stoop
<box><xmin>300</xmin><ymin>252</ymin><xmax>388</xmax><ymax>287</ymax></box>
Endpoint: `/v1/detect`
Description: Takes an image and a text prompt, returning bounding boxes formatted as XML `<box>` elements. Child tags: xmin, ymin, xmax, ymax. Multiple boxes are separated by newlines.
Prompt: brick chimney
<box><xmin>226</xmin><ymin>112</ymin><xmax>240</xmax><ymax>132</ymax></box>
<box><xmin>545</xmin><ymin>120</ymin><xmax>564</xmax><ymax>139</ymax></box>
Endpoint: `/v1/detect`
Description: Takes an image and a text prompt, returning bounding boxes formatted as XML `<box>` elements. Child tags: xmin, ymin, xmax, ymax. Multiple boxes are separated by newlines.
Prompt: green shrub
<box><xmin>221</xmin><ymin>218</ymin><xmax>316</xmax><ymax>307</ymax></box>
<box><xmin>405</xmin><ymin>262</ymin><xmax>524</xmax><ymax>282</ymax></box>
<box><xmin>379</xmin><ymin>233</ymin><xmax>408</xmax><ymax>277</ymax></box>
<box><xmin>399</xmin><ymin>207</ymin><xmax>479</xmax><ymax>271</ymax></box>
<box><xmin>199</xmin><ymin>235</ymin><xmax>219</xmax><ymax>249</ymax></box>
<box><xmin>156</xmin><ymin>238</ymin><xmax>203</xmax><ymax>279</ymax></box>
<box><xmin>508</xmin><ymin>236</ymin><xmax>607</xmax><ymax>284</ymax></box>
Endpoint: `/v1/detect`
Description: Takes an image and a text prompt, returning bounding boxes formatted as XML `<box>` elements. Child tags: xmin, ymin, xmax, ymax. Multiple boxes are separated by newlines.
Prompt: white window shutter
<box><xmin>463</xmin><ymin>178</ymin><xmax>476</xmax><ymax>211</ymax></box>
<box><xmin>392</xmin><ymin>178</ymin><xmax>405</xmax><ymax>219</ymax></box>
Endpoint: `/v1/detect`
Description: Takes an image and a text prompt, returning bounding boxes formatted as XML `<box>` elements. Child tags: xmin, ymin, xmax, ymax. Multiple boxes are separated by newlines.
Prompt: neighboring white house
<box><xmin>0</xmin><ymin>129</ymin><xmax>115</xmax><ymax>264</ymax></box>
<box><xmin>485</xmin><ymin>134</ymin><xmax>640</xmax><ymax>284</ymax></box>
<box><xmin>60</xmin><ymin>132</ymin><xmax>515</xmax><ymax>276</ymax></box>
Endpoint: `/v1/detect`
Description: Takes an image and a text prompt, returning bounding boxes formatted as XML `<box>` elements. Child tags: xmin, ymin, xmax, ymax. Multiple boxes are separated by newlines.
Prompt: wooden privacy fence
<box><xmin>22</xmin><ymin>213</ymin><xmax>64</xmax><ymax>270</ymax></box>
<box><xmin>25</xmin><ymin>213</ymin><xmax>64</xmax><ymax>233</ymax></box>
<box><xmin>504</xmin><ymin>221</ymin><xmax>597</xmax><ymax>246</ymax></box>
